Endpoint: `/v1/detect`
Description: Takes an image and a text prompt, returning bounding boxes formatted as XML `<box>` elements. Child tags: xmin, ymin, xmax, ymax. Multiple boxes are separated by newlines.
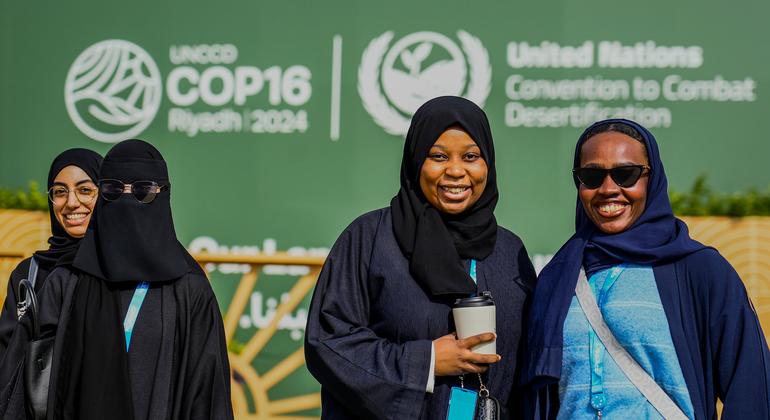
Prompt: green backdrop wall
<box><xmin>2</xmin><ymin>0</ymin><xmax>768</xmax><ymax>411</ymax></box>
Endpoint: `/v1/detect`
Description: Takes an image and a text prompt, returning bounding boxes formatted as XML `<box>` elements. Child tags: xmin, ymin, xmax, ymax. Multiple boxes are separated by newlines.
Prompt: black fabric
<box><xmin>119</xmin><ymin>284</ymin><xmax>162</xmax><ymax>420</ymax></box>
<box><xmin>1</xmin><ymin>149</ymin><xmax>102</xmax><ymax>354</ymax></box>
<box><xmin>47</xmin><ymin>139</ymin><xmax>230</xmax><ymax>419</ymax></box>
<box><xmin>390</xmin><ymin>96</ymin><xmax>498</xmax><ymax>296</ymax></box>
<box><xmin>73</xmin><ymin>139</ymin><xmax>190</xmax><ymax>283</ymax></box>
<box><xmin>0</xmin><ymin>259</ymin><xmax>38</xmax><ymax>357</ymax></box>
<box><xmin>39</xmin><ymin>268</ymin><xmax>233</xmax><ymax>420</ymax></box>
<box><xmin>55</xmin><ymin>276</ymin><xmax>134</xmax><ymax>420</ymax></box>
<box><xmin>34</xmin><ymin>148</ymin><xmax>102</xmax><ymax>271</ymax></box>
<box><xmin>305</xmin><ymin>208</ymin><xmax>536</xmax><ymax>419</ymax></box>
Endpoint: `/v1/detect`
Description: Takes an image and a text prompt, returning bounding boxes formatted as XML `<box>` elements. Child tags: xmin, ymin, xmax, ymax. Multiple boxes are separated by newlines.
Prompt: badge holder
<box><xmin>446</xmin><ymin>375</ymin><xmax>477</xmax><ymax>420</ymax></box>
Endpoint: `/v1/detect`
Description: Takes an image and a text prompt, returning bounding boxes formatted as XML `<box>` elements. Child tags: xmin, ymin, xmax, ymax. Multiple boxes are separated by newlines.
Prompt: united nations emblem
<box><xmin>65</xmin><ymin>40</ymin><xmax>162</xmax><ymax>143</ymax></box>
<box><xmin>358</xmin><ymin>30</ymin><xmax>492</xmax><ymax>136</ymax></box>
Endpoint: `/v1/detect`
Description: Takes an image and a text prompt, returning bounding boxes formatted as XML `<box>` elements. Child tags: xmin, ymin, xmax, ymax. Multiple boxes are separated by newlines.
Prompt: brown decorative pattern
<box><xmin>0</xmin><ymin>209</ymin><xmax>49</xmax><ymax>303</ymax></box>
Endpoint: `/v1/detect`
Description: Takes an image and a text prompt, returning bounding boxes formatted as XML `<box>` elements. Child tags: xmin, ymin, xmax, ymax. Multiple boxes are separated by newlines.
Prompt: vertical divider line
<box><xmin>330</xmin><ymin>35</ymin><xmax>343</xmax><ymax>141</ymax></box>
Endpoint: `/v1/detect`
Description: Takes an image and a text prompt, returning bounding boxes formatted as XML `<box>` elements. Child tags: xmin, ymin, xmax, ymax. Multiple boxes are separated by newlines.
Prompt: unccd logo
<box><xmin>66</xmin><ymin>40</ymin><xmax>312</xmax><ymax>141</ymax></box>
<box><xmin>64</xmin><ymin>40</ymin><xmax>162</xmax><ymax>143</ymax></box>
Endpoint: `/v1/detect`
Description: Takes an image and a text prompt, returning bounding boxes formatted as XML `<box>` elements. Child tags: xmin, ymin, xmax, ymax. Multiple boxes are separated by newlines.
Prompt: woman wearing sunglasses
<box><xmin>37</xmin><ymin>139</ymin><xmax>233</xmax><ymax>420</ymax></box>
<box><xmin>0</xmin><ymin>148</ymin><xmax>102</xmax><ymax>357</ymax></box>
<box><xmin>522</xmin><ymin>119</ymin><xmax>770</xmax><ymax>419</ymax></box>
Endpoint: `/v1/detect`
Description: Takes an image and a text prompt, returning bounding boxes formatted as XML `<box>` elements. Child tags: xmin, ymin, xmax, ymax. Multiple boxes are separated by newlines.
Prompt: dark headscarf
<box><xmin>524</xmin><ymin>118</ymin><xmax>707</xmax><ymax>383</ymax></box>
<box><xmin>73</xmin><ymin>139</ymin><xmax>192</xmax><ymax>282</ymax></box>
<box><xmin>390</xmin><ymin>96</ymin><xmax>498</xmax><ymax>296</ymax></box>
<box><xmin>56</xmin><ymin>139</ymin><xmax>200</xmax><ymax>420</ymax></box>
<box><xmin>33</xmin><ymin>148</ymin><xmax>102</xmax><ymax>270</ymax></box>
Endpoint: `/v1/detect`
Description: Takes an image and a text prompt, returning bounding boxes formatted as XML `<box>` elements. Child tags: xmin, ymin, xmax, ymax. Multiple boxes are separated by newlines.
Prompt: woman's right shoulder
<box><xmin>337</xmin><ymin>207</ymin><xmax>389</xmax><ymax>238</ymax></box>
<box><xmin>9</xmin><ymin>257</ymin><xmax>33</xmax><ymax>279</ymax></box>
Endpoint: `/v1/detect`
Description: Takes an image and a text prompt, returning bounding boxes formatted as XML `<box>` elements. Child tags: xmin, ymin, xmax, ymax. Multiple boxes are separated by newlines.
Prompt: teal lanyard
<box><xmin>588</xmin><ymin>265</ymin><xmax>626</xmax><ymax>415</ymax></box>
<box><xmin>123</xmin><ymin>281</ymin><xmax>150</xmax><ymax>351</ymax></box>
<box><xmin>470</xmin><ymin>259</ymin><xmax>477</xmax><ymax>284</ymax></box>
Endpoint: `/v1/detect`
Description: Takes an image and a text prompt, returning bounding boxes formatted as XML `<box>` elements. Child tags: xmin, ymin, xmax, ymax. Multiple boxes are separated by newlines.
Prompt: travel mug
<box><xmin>452</xmin><ymin>291</ymin><xmax>496</xmax><ymax>354</ymax></box>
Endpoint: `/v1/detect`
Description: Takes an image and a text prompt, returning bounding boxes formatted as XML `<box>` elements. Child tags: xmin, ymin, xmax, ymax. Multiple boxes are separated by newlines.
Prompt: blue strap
<box><xmin>469</xmin><ymin>259</ymin><xmax>477</xmax><ymax>284</ymax></box>
<box><xmin>123</xmin><ymin>282</ymin><xmax>150</xmax><ymax>351</ymax></box>
<box><xmin>588</xmin><ymin>265</ymin><xmax>626</xmax><ymax>413</ymax></box>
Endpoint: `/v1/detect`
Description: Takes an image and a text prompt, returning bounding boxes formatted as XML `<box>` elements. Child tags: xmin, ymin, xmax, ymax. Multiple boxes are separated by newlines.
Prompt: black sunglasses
<box><xmin>98</xmin><ymin>179</ymin><xmax>169</xmax><ymax>203</ymax></box>
<box><xmin>572</xmin><ymin>165</ymin><xmax>650</xmax><ymax>189</ymax></box>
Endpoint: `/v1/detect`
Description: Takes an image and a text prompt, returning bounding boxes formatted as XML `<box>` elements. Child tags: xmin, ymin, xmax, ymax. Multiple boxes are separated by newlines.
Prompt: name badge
<box><xmin>446</xmin><ymin>386</ymin><xmax>477</xmax><ymax>420</ymax></box>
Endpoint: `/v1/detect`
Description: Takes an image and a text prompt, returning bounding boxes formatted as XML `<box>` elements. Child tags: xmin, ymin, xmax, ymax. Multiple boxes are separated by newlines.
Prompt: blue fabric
<box><xmin>521</xmin><ymin>119</ymin><xmax>770</xmax><ymax>419</ymax></box>
<box><xmin>524</xmin><ymin>118</ymin><xmax>707</xmax><ymax>385</ymax></box>
<box><xmin>558</xmin><ymin>265</ymin><xmax>694</xmax><ymax>419</ymax></box>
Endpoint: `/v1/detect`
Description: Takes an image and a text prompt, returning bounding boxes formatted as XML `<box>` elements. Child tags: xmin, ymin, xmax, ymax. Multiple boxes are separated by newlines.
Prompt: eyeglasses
<box><xmin>572</xmin><ymin>165</ymin><xmax>650</xmax><ymax>189</ymax></box>
<box><xmin>48</xmin><ymin>184</ymin><xmax>98</xmax><ymax>205</ymax></box>
<box><xmin>98</xmin><ymin>179</ymin><xmax>169</xmax><ymax>203</ymax></box>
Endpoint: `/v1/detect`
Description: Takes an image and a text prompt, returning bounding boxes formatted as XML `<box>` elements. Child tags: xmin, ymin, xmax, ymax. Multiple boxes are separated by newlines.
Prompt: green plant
<box><xmin>670</xmin><ymin>175</ymin><xmax>770</xmax><ymax>217</ymax></box>
<box><xmin>228</xmin><ymin>338</ymin><xmax>245</xmax><ymax>355</ymax></box>
<box><xmin>0</xmin><ymin>181</ymin><xmax>49</xmax><ymax>211</ymax></box>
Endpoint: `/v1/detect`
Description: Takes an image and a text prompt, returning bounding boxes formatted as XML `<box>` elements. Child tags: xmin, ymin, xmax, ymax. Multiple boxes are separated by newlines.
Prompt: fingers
<box><xmin>458</xmin><ymin>332</ymin><xmax>495</xmax><ymax>349</ymax></box>
<box><xmin>460</xmin><ymin>362</ymin><xmax>490</xmax><ymax>374</ymax></box>
<box><xmin>466</xmin><ymin>352</ymin><xmax>501</xmax><ymax>365</ymax></box>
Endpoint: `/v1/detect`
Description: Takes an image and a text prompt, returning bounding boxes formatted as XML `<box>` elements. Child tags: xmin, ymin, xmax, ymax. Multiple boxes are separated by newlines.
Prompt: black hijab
<box><xmin>390</xmin><ymin>96</ymin><xmax>498</xmax><ymax>296</ymax></box>
<box><xmin>33</xmin><ymin>148</ymin><xmax>102</xmax><ymax>270</ymax></box>
<box><xmin>55</xmin><ymin>140</ymin><xmax>199</xmax><ymax>420</ymax></box>
<box><xmin>73</xmin><ymin>139</ymin><xmax>192</xmax><ymax>282</ymax></box>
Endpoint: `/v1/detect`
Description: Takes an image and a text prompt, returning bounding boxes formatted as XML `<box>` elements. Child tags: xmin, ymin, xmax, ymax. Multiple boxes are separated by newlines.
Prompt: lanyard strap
<box><xmin>469</xmin><ymin>259</ymin><xmax>477</xmax><ymax>284</ymax></box>
<box><xmin>588</xmin><ymin>265</ymin><xmax>626</xmax><ymax>412</ymax></box>
<box><xmin>123</xmin><ymin>282</ymin><xmax>150</xmax><ymax>351</ymax></box>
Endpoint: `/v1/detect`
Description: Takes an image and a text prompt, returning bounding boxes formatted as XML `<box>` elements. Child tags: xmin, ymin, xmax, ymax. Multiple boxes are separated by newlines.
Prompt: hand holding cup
<box><xmin>433</xmin><ymin>332</ymin><xmax>501</xmax><ymax>376</ymax></box>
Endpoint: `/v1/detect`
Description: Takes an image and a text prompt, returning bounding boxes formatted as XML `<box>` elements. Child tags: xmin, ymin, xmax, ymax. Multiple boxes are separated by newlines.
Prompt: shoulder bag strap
<box><xmin>28</xmin><ymin>256</ymin><xmax>39</xmax><ymax>289</ymax></box>
<box><xmin>575</xmin><ymin>269</ymin><xmax>688</xmax><ymax>420</ymax></box>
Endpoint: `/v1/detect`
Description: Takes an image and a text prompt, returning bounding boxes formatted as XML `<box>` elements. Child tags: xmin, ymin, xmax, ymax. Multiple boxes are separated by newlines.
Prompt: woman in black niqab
<box><xmin>73</xmin><ymin>139</ymin><xmax>190</xmax><ymax>282</ymax></box>
<box><xmin>39</xmin><ymin>139</ymin><xmax>233</xmax><ymax>420</ymax></box>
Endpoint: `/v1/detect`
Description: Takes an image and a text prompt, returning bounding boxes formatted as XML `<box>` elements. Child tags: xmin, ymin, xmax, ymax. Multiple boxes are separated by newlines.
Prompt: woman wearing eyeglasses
<box><xmin>37</xmin><ymin>139</ymin><xmax>233</xmax><ymax>420</ymax></box>
<box><xmin>0</xmin><ymin>148</ymin><xmax>102</xmax><ymax>356</ymax></box>
<box><xmin>522</xmin><ymin>119</ymin><xmax>770</xmax><ymax>419</ymax></box>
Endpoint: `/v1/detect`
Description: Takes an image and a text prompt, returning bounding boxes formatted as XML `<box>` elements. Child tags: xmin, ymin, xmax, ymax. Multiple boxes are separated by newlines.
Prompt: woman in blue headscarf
<box><xmin>522</xmin><ymin>119</ymin><xmax>770</xmax><ymax>419</ymax></box>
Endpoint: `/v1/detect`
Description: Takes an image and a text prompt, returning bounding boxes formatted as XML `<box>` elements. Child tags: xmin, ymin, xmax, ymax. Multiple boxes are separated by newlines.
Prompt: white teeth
<box><xmin>443</xmin><ymin>187</ymin><xmax>468</xmax><ymax>194</ymax></box>
<box><xmin>599</xmin><ymin>203</ymin><xmax>625</xmax><ymax>214</ymax></box>
<box><xmin>65</xmin><ymin>213</ymin><xmax>87</xmax><ymax>220</ymax></box>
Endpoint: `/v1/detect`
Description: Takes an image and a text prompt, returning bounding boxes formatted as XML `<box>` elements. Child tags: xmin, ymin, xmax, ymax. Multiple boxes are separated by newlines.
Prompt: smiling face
<box><xmin>50</xmin><ymin>165</ymin><xmax>97</xmax><ymax>238</ymax></box>
<box><xmin>419</xmin><ymin>127</ymin><xmax>488</xmax><ymax>215</ymax></box>
<box><xmin>578</xmin><ymin>131</ymin><xmax>649</xmax><ymax>234</ymax></box>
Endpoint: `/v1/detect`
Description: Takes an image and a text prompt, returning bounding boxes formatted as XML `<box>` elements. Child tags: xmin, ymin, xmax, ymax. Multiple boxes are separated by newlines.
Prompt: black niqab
<box><xmin>73</xmin><ymin>139</ymin><xmax>191</xmax><ymax>282</ymax></box>
<box><xmin>390</xmin><ymin>96</ymin><xmax>498</xmax><ymax>295</ymax></box>
<box><xmin>33</xmin><ymin>148</ymin><xmax>102</xmax><ymax>270</ymax></box>
<box><xmin>55</xmin><ymin>140</ymin><xmax>205</xmax><ymax>420</ymax></box>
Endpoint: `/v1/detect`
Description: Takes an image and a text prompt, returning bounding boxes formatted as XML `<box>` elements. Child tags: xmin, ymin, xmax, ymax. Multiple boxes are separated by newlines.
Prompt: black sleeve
<box><xmin>703</xmin><ymin>253</ymin><xmax>770</xmax><ymax>418</ymax></box>
<box><xmin>0</xmin><ymin>259</ymin><xmax>31</xmax><ymax>355</ymax></box>
<box><xmin>304</xmin><ymin>213</ymin><xmax>432</xmax><ymax>419</ymax></box>
<box><xmin>171</xmin><ymin>273</ymin><xmax>234</xmax><ymax>420</ymax></box>
<box><xmin>509</xmin><ymin>242</ymin><xmax>538</xmax><ymax>419</ymax></box>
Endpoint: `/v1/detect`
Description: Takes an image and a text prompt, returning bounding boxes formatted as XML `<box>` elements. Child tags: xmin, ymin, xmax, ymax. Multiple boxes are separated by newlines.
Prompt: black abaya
<box><xmin>305</xmin><ymin>208</ymin><xmax>536</xmax><ymax>419</ymax></box>
<box><xmin>39</xmin><ymin>267</ymin><xmax>232</xmax><ymax>420</ymax></box>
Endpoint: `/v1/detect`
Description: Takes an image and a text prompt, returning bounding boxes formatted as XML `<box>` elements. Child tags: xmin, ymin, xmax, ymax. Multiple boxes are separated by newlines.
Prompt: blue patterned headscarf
<box><xmin>523</xmin><ymin>118</ymin><xmax>707</xmax><ymax>384</ymax></box>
